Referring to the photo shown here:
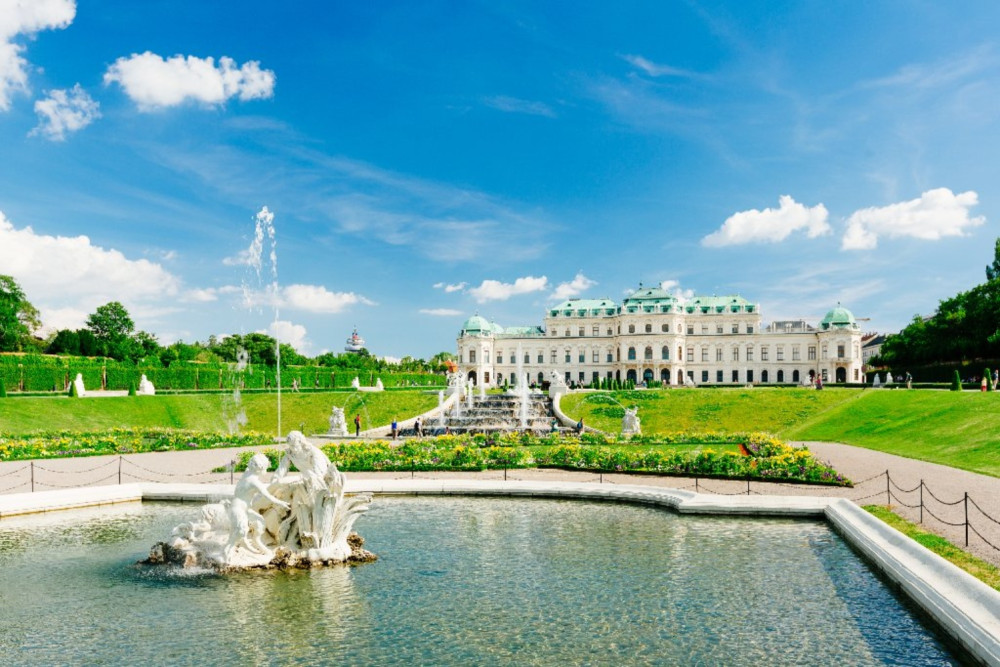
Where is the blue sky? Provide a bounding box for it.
[1,1,999,360]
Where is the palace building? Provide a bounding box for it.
[456,285,864,388]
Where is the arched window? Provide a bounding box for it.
[777,369,784,383]
[627,347,636,361]
[645,323,652,333]
[761,369,769,383]
[794,370,802,383]
[644,346,653,360]
[628,324,635,334]
[661,346,669,360]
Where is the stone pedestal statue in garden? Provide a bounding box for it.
[351,377,361,389]
[374,378,384,391]
[72,373,86,397]
[328,406,348,436]
[622,406,641,436]
[146,431,374,571]
[137,374,156,395]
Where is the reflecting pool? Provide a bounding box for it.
[0,497,965,665]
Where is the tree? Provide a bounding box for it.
[987,238,1000,281]
[86,302,135,359]
[0,275,40,352]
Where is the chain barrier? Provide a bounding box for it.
[32,459,118,475]
[921,483,965,506]
[888,477,921,494]
[0,478,30,493]
[969,524,1000,553]
[969,498,1000,528]
[921,504,967,528]
[0,464,32,478]
[34,472,120,489]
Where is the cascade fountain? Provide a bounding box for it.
[437,390,446,429]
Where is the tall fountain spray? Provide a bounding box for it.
[245,206,281,439]
[515,343,528,429]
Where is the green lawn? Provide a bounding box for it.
[0,390,439,436]
[784,390,1000,477]
[561,387,1000,478]
[560,387,859,434]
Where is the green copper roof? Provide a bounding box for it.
[622,286,677,304]
[684,295,756,314]
[461,315,502,335]
[549,298,619,317]
[820,305,859,330]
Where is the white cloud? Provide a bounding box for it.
[659,280,694,303]
[262,320,310,354]
[182,288,221,303]
[467,276,548,303]
[842,188,985,251]
[0,0,75,110]
[550,272,597,301]
[419,308,463,316]
[433,281,467,293]
[104,52,275,111]
[482,95,556,118]
[702,195,831,247]
[0,211,181,317]
[281,284,374,314]
[30,84,99,140]
[622,54,695,79]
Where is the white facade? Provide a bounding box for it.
[457,286,865,388]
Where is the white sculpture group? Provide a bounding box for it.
[147,431,374,571]
[621,406,641,436]
[328,406,349,436]
[137,374,156,395]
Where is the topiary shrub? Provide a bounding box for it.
[951,370,962,391]
[0,382,6,398]
[128,381,136,396]
[68,381,77,397]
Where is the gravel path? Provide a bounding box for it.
[1,439,998,565]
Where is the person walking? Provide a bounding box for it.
[391,418,398,440]
[414,418,422,438]
[354,414,361,436]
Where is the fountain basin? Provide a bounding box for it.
[0,481,996,664]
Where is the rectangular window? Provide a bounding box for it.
[686,348,694,362]
[808,346,816,361]
[607,328,613,336]
[732,370,739,383]
[550,350,557,364]
[776,347,784,361]
[701,348,709,362]
[606,353,613,362]
[822,369,829,382]
[470,351,476,363]
[837,345,845,359]
[703,370,710,383]
[579,372,585,382]
[716,325,723,334]
[592,325,599,336]
[565,372,571,383]
[687,371,694,382]
[732,348,739,362]
[701,325,708,334]
[746,326,754,334]
[497,354,503,364]
[592,371,599,382]
[687,325,694,335]
[537,353,543,363]
[822,346,828,360]
[761,347,769,361]
[579,327,585,337]
[578,353,585,363]
[792,347,800,361]
[716,348,723,362]
[593,351,599,363]
[747,370,754,383]
[746,347,753,362]
[565,352,571,363]
[716,370,723,383]
[732,324,739,334]
[524,353,529,363]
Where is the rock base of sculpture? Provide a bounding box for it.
[143,532,376,573]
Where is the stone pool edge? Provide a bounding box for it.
[0,479,997,665]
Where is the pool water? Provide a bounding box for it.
[0,497,965,665]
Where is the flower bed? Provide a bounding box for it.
[232,432,850,486]
[0,427,272,460]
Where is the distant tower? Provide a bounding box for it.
[345,327,366,353]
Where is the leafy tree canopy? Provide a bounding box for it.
[0,275,40,352]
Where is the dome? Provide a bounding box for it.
[820,305,858,330]
[461,314,500,335]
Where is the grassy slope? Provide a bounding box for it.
[784,390,1000,477]
[0,390,439,435]
[560,388,859,434]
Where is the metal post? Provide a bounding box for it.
[919,480,923,523]
[504,465,507,481]
[747,478,751,496]
[965,493,969,547]
[118,456,122,485]
[695,477,699,493]
[230,460,235,485]
[30,461,34,492]
[599,472,603,484]
[886,469,890,505]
